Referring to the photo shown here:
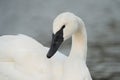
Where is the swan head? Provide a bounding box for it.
[47,12,80,58]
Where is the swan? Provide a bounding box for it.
[0,12,92,80]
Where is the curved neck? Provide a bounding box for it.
[69,22,87,62]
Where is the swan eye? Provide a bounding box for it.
[62,25,65,29]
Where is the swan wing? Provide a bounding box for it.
[0,34,66,80]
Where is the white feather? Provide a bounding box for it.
[0,12,92,80]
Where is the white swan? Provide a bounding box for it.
[0,12,92,80]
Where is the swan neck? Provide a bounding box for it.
[69,24,87,62]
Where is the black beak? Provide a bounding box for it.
[47,25,65,58]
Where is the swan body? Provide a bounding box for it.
[0,12,92,80]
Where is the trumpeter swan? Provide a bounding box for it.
[0,12,92,80]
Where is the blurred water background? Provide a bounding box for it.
[0,0,120,80]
